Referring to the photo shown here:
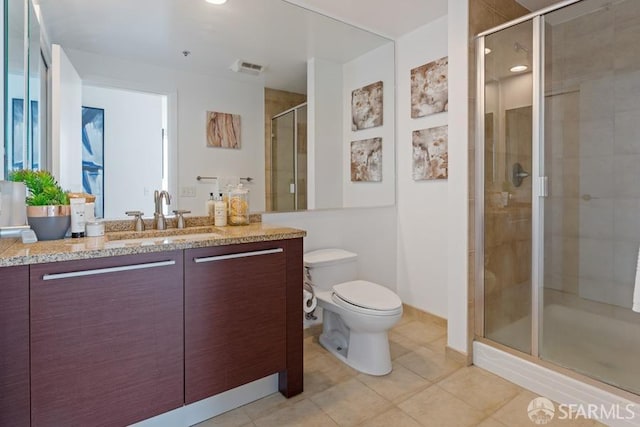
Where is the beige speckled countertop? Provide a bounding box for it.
[0,223,306,267]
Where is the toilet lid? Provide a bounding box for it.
[303,248,357,267]
[332,280,402,312]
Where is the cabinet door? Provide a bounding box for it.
[185,241,287,403]
[30,251,184,427]
[0,265,30,427]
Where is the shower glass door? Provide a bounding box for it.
[271,104,307,211]
[272,110,295,211]
[482,20,534,355]
[540,0,640,395]
[478,0,640,397]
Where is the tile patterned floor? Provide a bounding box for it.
[196,313,605,427]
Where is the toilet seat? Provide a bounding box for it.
[331,280,403,316]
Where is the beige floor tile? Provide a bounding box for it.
[393,320,447,346]
[359,407,422,427]
[476,417,508,427]
[395,312,416,327]
[310,378,391,426]
[389,331,421,360]
[357,363,431,402]
[304,336,325,360]
[304,351,359,385]
[396,345,463,382]
[253,399,338,427]
[397,385,487,427]
[492,390,605,427]
[424,335,448,353]
[242,392,290,421]
[295,365,341,401]
[437,366,521,414]
[294,347,361,402]
[193,407,252,427]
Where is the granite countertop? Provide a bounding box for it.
[0,223,306,267]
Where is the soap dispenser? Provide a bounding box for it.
[206,193,215,223]
[214,194,227,227]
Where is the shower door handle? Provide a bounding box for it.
[512,163,530,187]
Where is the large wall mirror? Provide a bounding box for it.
[4,0,395,218]
[3,0,45,178]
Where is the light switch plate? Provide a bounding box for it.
[180,186,196,197]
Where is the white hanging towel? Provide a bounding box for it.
[634,246,640,313]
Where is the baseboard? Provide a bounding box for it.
[304,323,322,338]
[473,342,640,427]
[402,303,447,327]
[445,345,471,366]
[131,374,279,427]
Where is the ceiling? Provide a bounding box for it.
[40,0,566,93]
[284,0,448,39]
[36,0,394,93]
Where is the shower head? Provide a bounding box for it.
[514,42,530,54]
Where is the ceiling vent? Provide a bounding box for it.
[230,59,266,75]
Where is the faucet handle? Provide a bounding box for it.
[172,210,191,229]
[125,211,145,232]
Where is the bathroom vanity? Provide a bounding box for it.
[0,223,305,427]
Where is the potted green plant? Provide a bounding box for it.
[9,169,71,240]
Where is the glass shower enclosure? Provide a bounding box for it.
[270,103,307,211]
[476,0,640,395]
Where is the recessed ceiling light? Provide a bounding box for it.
[484,48,492,55]
[205,0,227,4]
[510,65,528,73]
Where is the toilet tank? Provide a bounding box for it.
[304,249,358,291]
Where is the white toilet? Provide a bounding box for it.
[304,248,403,376]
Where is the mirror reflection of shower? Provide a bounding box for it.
[270,103,307,212]
[510,41,530,73]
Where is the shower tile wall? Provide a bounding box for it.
[264,88,306,211]
[469,0,530,349]
[544,1,640,310]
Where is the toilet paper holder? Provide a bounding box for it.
[303,280,317,320]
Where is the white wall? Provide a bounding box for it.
[264,206,397,291]
[342,42,395,208]
[307,58,343,210]
[395,17,449,318]
[64,48,265,216]
[447,0,470,354]
[51,44,82,192]
[82,85,164,218]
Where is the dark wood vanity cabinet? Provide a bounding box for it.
[29,251,184,427]
[185,238,303,403]
[2,236,302,425]
[0,265,30,427]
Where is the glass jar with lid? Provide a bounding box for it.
[227,184,249,225]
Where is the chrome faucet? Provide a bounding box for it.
[153,190,172,230]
